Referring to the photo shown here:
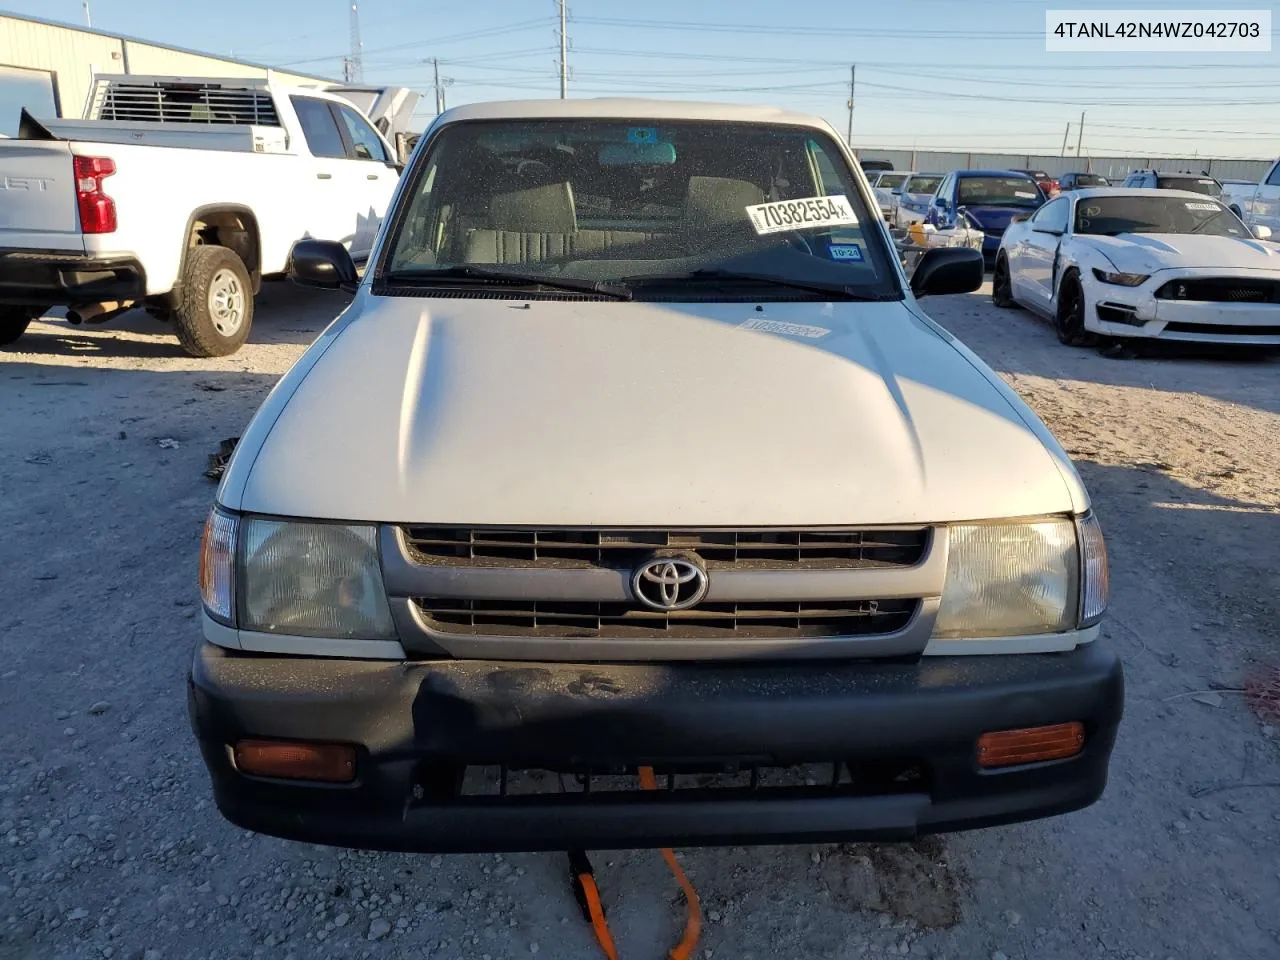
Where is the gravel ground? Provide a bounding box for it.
[3,282,1279,960]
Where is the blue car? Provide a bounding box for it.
[926,170,1046,265]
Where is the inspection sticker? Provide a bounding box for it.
[1185,201,1220,211]
[829,243,864,261]
[1014,190,1039,199]
[746,194,858,235]
[739,318,832,339]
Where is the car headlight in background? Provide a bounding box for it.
[198,510,396,639]
[933,515,1107,639]
[1092,268,1149,286]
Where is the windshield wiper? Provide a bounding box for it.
[383,265,632,300]
[622,268,895,301]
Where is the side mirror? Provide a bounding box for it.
[289,239,358,292]
[1253,224,1273,240]
[911,247,985,298]
[1010,214,1029,224]
[934,197,948,208]
[891,188,903,195]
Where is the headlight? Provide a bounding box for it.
[240,518,395,638]
[198,509,395,639]
[1092,267,1148,286]
[933,518,1079,639]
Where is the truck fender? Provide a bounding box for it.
[176,204,263,297]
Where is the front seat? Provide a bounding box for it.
[684,176,767,228]
[466,182,579,264]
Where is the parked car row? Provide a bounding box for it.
[862,154,1280,349]
[869,161,1274,277]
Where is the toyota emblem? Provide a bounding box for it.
[631,554,709,611]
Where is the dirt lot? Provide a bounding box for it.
[3,283,1279,960]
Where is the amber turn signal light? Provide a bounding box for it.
[233,740,356,783]
[977,722,1084,769]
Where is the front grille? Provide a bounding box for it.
[415,759,930,803]
[401,526,929,570]
[1163,321,1280,337]
[413,597,918,639]
[1155,278,1280,303]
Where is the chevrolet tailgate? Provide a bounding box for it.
[0,141,85,253]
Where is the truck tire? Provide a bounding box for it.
[0,306,35,347]
[173,245,254,357]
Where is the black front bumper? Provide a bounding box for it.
[0,248,146,305]
[188,641,1123,852]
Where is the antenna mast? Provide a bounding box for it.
[347,2,364,83]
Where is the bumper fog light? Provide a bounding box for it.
[977,722,1084,768]
[233,740,356,783]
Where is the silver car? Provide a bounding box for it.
[871,171,911,219]
[892,173,944,229]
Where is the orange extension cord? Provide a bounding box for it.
[571,765,702,960]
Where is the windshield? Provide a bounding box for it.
[903,175,942,195]
[877,173,909,189]
[1156,176,1221,196]
[1074,174,1109,187]
[1074,195,1248,237]
[957,176,1043,207]
[380,119,896,299]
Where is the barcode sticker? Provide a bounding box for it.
[746,195,858,235]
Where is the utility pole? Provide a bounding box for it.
[83,0,92,27]
[348,2,364,83]
[557,0,569,99]
[1075,110,1085,162]
[846,65,855,147]
[1060,122,1070,158]
[433,58,443,114]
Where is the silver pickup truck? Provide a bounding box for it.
[188,98,1121,854]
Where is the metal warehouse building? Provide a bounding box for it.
[0,12,332,135]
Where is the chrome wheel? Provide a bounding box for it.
[208,268,246,337]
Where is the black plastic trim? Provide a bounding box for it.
[189,638,1124,851]
[0,249,145,305]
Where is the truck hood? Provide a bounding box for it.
[235,297,1077,526]
[1080,233,1280,272]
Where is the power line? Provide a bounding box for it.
[855,79,1280,107]
[275,17,557,67]
[573,16,1044,39]
[573,15,1280,40]
[571,46,1280,71]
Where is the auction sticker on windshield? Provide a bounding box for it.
[1185,201,1219,211]
[746,195,858,235]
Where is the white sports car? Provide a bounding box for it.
[993,187,1280,346]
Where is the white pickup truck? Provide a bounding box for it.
[0,74,418,356]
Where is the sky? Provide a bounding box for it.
[8,0,1280,159]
